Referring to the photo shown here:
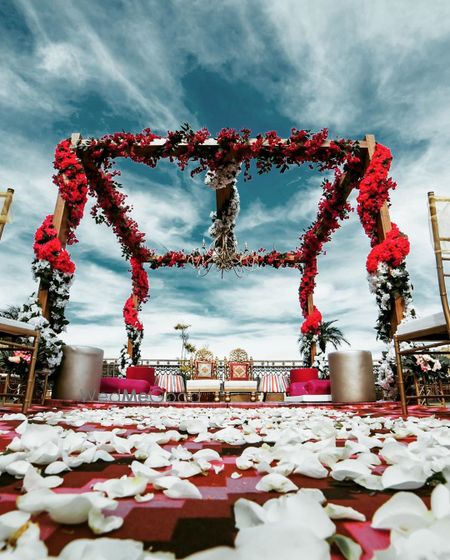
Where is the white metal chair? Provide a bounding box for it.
[394,192,450,415]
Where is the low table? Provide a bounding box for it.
[185,379,221,402]
[223,380,259,402]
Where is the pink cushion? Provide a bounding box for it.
[100,378,150,393]
[289,368,319,383]
[126,366,156,385]
[305,380,331,395]
[286,381,309,396]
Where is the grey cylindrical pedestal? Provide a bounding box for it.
[328,350,376,403]
[53,345,104,401]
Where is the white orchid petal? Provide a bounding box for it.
[22,465,63,492]
[331,459,371,481]
[234,498,267,529]
[58,537,145,560]
[0,510,30,540]
[171,461,202,479]
[164,480,202,499]
[93,476,148,499]
[431,484,450,519]
[135,493,154,502]
[6,460,33,477]
[255,473,298,493]
[88,508,123,534]
[325,503,366,521]
[372,491,431,531]
[44,461,70,475]
[381,464,428,490]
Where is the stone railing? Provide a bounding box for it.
[102,358,305,380]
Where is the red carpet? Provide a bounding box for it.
[0,401,448,558]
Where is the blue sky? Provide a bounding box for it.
[1,0,449,360]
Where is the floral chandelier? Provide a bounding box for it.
[26,125,413,377]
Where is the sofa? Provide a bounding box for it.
[286,368,331,399]
[100,366,165,399]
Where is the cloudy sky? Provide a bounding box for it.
[0,0,449,361]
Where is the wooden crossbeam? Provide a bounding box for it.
[78,137,371,155]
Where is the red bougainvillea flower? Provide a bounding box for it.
[33,215,75,274]
[123,295,143,331]
[301,307,322,335]
[366,224,410,274]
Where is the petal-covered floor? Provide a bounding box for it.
[0,401,449,559]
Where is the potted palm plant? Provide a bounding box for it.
[298,319,349,378]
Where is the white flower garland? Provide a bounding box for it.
[31,260,73,334]
[367,261,414,343]
[206,162,241,264]
[17,294,64,372]
[312,351,329,379]
[118,326,143,376]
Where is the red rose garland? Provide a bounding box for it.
[301,307,322,335]
[34,215,76,274]
[357,144,397,246]
[366,224,410,275]
[123,296,143,331]
[53,139,89,244]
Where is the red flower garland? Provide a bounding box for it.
[33,215,75,274]
[123,296,143,331]
[53,140,89,244]
[357,144,397,246]
[366,224,410,274]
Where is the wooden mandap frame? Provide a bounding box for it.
[37,132,406,362]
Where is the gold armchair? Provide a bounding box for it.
[186,347,221,402]
[394,192,450,415]
[223,348,258,402]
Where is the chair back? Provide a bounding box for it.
[226,348,253,380]
[429,192,450,336]
[192,347,217,379]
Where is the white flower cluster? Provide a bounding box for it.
[118,326,143,376]
[118,346,133,377]
[368,263,412,311]
[31,260,74,334]
[375,340,398,400]
[312,351,329,379]
[205,161,241,191]
[17,294,63,372]
[206,162,241,256]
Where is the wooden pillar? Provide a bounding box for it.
[37,193,70,319]
[0,188,14,242]
[364,134,405,336]
[307,293,317,364]
[38,133,81,319]
[127,294,139,359]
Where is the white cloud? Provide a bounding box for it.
[1,0,450,364]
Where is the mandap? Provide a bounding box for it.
[26,126,413,403]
